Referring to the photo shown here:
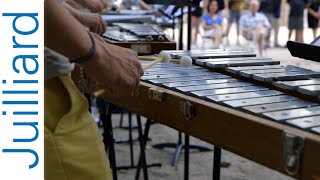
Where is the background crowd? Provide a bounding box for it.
[191,0,320,56]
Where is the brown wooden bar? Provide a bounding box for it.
[72,67,320,180]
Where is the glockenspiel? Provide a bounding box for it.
[72,49,320,180]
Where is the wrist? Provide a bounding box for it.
[71,31,96,65]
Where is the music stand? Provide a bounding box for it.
[287,36,320,62]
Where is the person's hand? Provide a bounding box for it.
[77,0,107,13]
[81,34,144,97]
[78,12,107,34]
[212,24,220,29]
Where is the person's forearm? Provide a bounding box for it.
[64,3,82,20]
[201,21,211,30]
[224,0,228,9]
[45,0,92,61]
[139,0,151,10]
[308,8,319,18]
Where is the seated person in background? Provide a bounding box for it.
[239,0,270,56]
[201,0,224,48]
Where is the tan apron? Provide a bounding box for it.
[44,75,112,180]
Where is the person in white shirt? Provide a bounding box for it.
[239,0,270,56]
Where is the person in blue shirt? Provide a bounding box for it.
[201,0,224,48]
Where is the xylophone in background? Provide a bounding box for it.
[102,23,176,55]
[72,49,320,180]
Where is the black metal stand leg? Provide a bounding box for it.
[213,147,222,180]
[153,131,211,166]
[128,112,135,166]
[119,113,124,127]
[135,115,149,180]
[101,103,118,180]
[135,119,161,180]
[113,110,138,130]
[184,135,190,180]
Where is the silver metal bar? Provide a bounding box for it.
[144,69,210,75]
[274,79,320,90]
[176,82,252,92]
[191,86,268,97]
[223,95,298,108]
[243,100,317,114]
[207,90,283,102]
[195,57,270,66]
[239,66,311,78]
[298,85,320,96]
[287,116,320,129]
[225,65,284,74]
[162,79,237,88]
[312,127,320,134]
[253,71,320,82]
[148,74,230,84]
[141,72,214,80]
[263,106,320,121]
[206,59,280,69]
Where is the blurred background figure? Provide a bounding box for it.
[226,0,246,45]
[191,1,204,45]
[201,0,224,48]
[307,0,320,39]
[287,0,310,42]
[239,0,270,56]
[259,0,282,48]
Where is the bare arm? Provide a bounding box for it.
[64,3,107,34]
[45,0,143,96]
[45,0,92,61]
[139,0,152,10]
[224,0,228,9]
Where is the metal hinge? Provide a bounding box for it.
[180,101,195,120]
[283,132,304,176]
[148,88,164,102]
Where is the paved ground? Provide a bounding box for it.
[94,25,320,180]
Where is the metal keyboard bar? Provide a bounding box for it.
[263,106,320,121]
[148,74,230,84]
[162,79,237,88]
[225,65,284,74]
[223,95,298,108]
[195,57,270,66]
[298,85,320,96]
[286,116,320,128]
[176,82,252,92]
[206,59,280,69]
[312,126,320,134]
[206,90,283,102]
[253,71,320,82]
[274,79,320,90]
[239,66,311,78]
[141,72,214,80]
[190,86,268,97]
[243,100,317,114]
